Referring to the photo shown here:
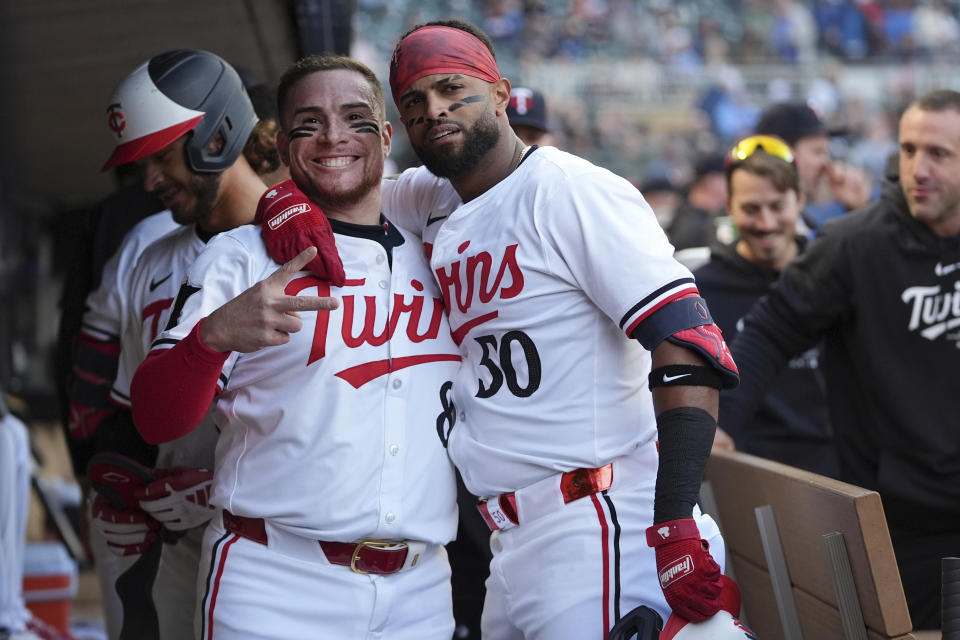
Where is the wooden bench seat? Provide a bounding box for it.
[701,450,941,640]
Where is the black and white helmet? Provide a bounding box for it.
[102,49,257,172]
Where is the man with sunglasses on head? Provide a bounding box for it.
[693,135,834,477]
[722,90,960,630]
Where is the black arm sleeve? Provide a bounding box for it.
[654,406,716,523]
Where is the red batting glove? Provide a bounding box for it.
[646,518,723,622]
[90,495,160,556]
[256,180,345,286]
[135,467,215,531]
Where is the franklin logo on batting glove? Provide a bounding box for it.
[267,203,311,230]
[660,554,694,588]
[255,179,345,286]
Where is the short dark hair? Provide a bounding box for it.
[394,19,497,61]
[913,89,960,114]
[726,150,801,196]
[277,55,385,126]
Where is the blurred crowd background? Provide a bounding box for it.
[1,0,959,415]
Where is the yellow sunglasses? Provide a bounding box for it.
[724,135,795,169]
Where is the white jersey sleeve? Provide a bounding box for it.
[80,211,178,342]
[110,226,207,408]
[149,231,261,390]
[381,167,461,242]
[533,158,697,336]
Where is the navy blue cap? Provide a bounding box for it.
[507,87,549,132]
[756,101,845,146]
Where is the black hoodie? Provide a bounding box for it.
[721,160,960,533]
[695,238,836,476]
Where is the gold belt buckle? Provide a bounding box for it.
[349,540,399,574]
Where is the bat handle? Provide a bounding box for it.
[943,557,960,639]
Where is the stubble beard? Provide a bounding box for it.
[298,160,384,212]
[414,110,500,180]
[171,171,222,227]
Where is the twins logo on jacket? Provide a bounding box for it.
[902,261,960,344]
[150,224,460,543]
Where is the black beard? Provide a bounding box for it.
[171,171,221,226]
[414,110,500,180]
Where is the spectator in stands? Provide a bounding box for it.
[639,176,682,230]
[720,89,960,630]
[756,100,872,231]
[813,0,869,59]
[506,87,555,147]
[694,135,835,476]
[667,152,728,250]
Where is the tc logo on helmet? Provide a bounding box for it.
[107,103,126,137]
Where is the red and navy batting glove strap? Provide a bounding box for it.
[646,518,723,622]
[666,323,739,388]
[256,180,345,286]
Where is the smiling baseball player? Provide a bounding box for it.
[129,55,462,640]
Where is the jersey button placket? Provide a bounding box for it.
[378,264,404,537]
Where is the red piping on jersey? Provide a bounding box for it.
[206,534,241,640]
[624,286,699,338]
[335,353,462,388]
[590,493,612,638]
[131,319,228,444]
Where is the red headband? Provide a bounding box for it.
[389,26,501,106]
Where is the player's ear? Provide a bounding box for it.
[492,77,512,117]
[277,130,291,167]
[381,121,393,159]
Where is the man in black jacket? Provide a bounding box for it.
[721,90,960,629]
[695,135,835,476]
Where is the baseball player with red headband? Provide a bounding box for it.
[255,19,741,640]
[83,49,278,640]
[129,55,462,639]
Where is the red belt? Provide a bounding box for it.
[222,510,413,575]
[477,464,614,531]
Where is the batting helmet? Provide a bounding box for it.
[102,49,257,173]
[660,576,757,639]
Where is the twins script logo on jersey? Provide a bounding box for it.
[901,277,960,341]
[268,203,311,230]
[286,274,459,387]
[434,240,525,344]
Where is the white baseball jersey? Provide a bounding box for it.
[150,223,461,545]
[383,147,697,498]
[79,210,178,344]
[111,224,217,470]
[0,409,30,633]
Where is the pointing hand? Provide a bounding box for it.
[199,247,340,353]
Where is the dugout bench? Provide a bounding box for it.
[699,450,943,640]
